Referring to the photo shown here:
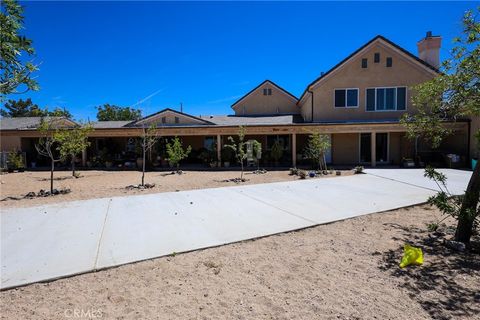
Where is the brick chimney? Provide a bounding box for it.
[417,31,441,69]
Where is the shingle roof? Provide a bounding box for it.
[91,121,132,129]
[0,117,77,130]
[198,114,302,126]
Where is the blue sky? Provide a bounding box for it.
[8,1,476,120]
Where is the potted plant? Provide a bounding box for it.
[7,149,24,172]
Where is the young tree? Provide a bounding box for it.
[225,126,248,180]
[54,123,93,177]
[139,123,160,186]
[270,139,284,166]
[252,140,262,171]
[166,136,191,170]
[96,104,142,121]
[0,0,39,98]
[401,8,480,245]
[303,133,331,171]
[35,118,62,193]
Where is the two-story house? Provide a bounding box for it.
[0,33,473,169]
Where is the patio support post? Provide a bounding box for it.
[82,149,87,167]
[371,132,376,167]
[217,134,221,167]
[292,133,297,167]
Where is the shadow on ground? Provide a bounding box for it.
[378,223,480,320]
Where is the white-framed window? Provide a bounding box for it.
[263,88,272,96]
[334,88,359,108]
[365,87,407,111]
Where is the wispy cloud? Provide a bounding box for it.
[206,94,242,104]
[131,88,165,107]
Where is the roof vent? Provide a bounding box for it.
[320,71,325,76]
[209,115,213,118]
[426,31,432,38]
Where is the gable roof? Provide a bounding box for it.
[231,80,298,109]
[130,108,215,126]
[297,35,441,104]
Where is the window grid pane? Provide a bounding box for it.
[376,89,385,110]
[366,89,375,111]
[346,89,358,107]
[335,89,346,107]
[397,87,406,110]
[385,88,396,110]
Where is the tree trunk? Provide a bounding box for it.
[240,161,244,181]
[50,158,54,194]
[455,161,480,244]
[71,155,76,177]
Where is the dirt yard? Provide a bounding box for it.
[0,205,478,320]
[0,169,353,208]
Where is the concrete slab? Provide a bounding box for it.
[1,169,472,289]
[96,187,314,269]
[364,168,472,195]
[236,174,436,224]
[1,199,111,289]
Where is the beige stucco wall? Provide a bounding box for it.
[0,135,22,152]
[332,133,359,164]
[142,111,206,126]
[299,40,436,122]
[233,82,299,116]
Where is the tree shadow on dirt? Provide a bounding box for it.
[378,223,480,320]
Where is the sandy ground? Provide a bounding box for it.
[0,169,353,209]
[0,205,478,320]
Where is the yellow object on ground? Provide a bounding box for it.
[399,244,423,268]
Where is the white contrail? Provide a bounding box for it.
[131,88,165,107]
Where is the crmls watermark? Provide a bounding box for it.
[64,308,103,318]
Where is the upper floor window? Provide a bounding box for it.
[366,87,406,111]
[361,58,368,68]
[374,53,380,63]
[161,116,166,124]
[263,88,272,96]
[386,57,393,67]
[174,116,179,124]
[335,88,359,108]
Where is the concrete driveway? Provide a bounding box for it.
[0,169,472,289]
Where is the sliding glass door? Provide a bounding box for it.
[359,133,389,163]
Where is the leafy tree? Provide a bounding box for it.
[252,140,262,171]
[225,126,248,180]
[35,118,62,193]
[401,8,480,245]
[166,136,191,170]
[47,106,72,118]
[1,98,42,117]
[303,133,331,171]
[54,123,93,177]
[0,99,73,118]
[0,0,39,98]
[139,124,160,186]
[96,104,141,121]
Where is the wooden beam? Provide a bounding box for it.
[371,132,376,167]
